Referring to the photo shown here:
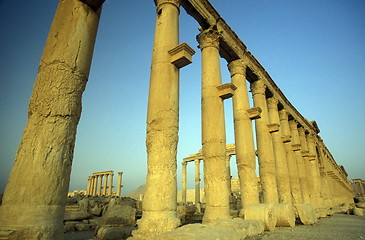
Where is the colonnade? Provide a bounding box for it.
[352,179,365,197]
[86,171,123,197]
[0,0,356,239]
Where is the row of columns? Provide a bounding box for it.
[352,179,365,197]
[86,171,123,197]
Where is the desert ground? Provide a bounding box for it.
[64,213,365,240]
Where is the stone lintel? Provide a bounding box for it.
[79,0,105,11]
[268,123,280,133]
[169,42,196,69]
[217,83,237,100]
[247,107,262,120]
[291,143,301,151]
[281,135,291,143]
[308,154,316,161]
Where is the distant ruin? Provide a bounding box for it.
[0,0,360,239]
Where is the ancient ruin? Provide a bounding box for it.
[0,0,362,239]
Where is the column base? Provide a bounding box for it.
[0,204,64,240]
[129,210,180,240]
[202,206,231,223]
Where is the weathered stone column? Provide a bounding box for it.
[92,175,97,196]
[103,174,108,195]
[197,28,231,222]
[267,98,291,204]
[182,161,187,206]
[132,0,193,238]
[306,132,323,207]
[227,59,259,211]
[116,172,123,197]
[289,120,306,202]
[250,79,278,204]
[0,0,103,238]
[97,175,103,196]
[278,109,302,204]
[86,177,91,195]
[108,172,113,196]
[297,127,311,204]
[194,159,201,213]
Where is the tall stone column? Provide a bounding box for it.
[108,172,114,196]
[267,98,291,203]
[197,28,231,222]
[116,172,123,197]
[250,79,278,204]
[289,120,306,202]
[297,127,311,204]
[103,174,108,195]
[194,159,201,213]
[182,161,187,206]
[227,59,259,210]
[132,0,185,238]
[306,132,323,207]
[278,109,302,204]
[92,175,97,196]
[86,177,91,195]
[0,0,103,238]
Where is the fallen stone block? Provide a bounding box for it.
[294,204,317,225]
[64,221,77,233]
[64,211,92,221]
[75,223,92,231]
[96,226,136,240]
[356,202,365,208]
[103,204,136,226]
[353,207,364,216]
[273,203,296,227]
[243,203,277,231]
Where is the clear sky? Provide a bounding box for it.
[0,0,364,195]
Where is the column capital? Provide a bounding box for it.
[278,109,288,121]
[182,161,187,166]
[227,58,248,77]
[289,119,298,129]
[250,79,266,96]
[197,28,221,50]
[155,0,180,11]
[266,97,279,110]
[194,158,200,164]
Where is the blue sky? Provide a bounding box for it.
[0,0,364,195]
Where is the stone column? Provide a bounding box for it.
[289,120,306,202]
[278,109,302,204]
[103,174,108,195]
[108,172,114,196]
[250,79,278,204]
[86,177,91,195]
[194,159,201,213]
[197,28,231,222]
[226,154,232,195]
[227,59,259,210]
[0,0,103,238]
[306,132,323,207]
[92,175,97,196]
[267,98,291,204]
[132,1,183,238]
[116,172,123,197]
[297,127,311,204]
[182,162,187,206]
[97,175,103,196]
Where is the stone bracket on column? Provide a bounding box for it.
[292,143,301,151]
[168,42,196,69]
[301,150,309,157]
[80,0,105,11]
[281,135,291,143]
[216,83,237,100]
[247,107,262,120]
[268,123,280,133]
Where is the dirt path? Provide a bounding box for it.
[247,214,365,240]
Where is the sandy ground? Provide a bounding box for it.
[64,213,365,240]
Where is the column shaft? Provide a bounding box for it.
[267,98,291,203]
[116,172,123,197]
[297,127,311,204]
[108,173,114,196]
[0,0,102,238]
[182,162,187,206]
[194,159,201,212]
[250,79,278,203]
[279,109,302,204]
[133,1,181,237]
[103,174,108,195]
[198,28,231,222]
